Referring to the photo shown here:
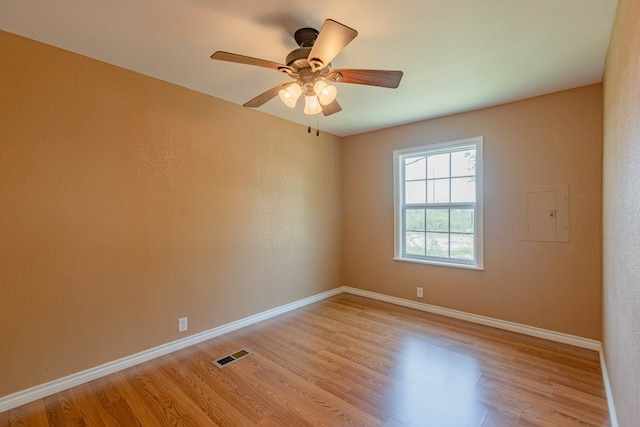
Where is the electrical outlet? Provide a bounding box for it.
[417,287,424,298]
[178,317,188,333]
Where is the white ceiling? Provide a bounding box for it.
[1,0,617,137]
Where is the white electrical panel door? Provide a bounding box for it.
[517,184,569,242]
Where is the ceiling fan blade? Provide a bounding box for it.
[211,51,285,71]
[330,69,404,88]
[308,19,357,70]
[321,99,342,116]
[243,83,289,108]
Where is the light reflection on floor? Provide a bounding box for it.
[388,335,487,426]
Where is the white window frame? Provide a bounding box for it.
[393,136,484,270]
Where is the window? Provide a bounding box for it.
[394,137,483,269]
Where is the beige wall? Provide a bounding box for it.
[603,0,640,425]
[0,31,342,397]
[341,85,603,339]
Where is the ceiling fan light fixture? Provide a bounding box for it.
[303,94,323,115]
[313,80,337,105]
[278,83,302,108]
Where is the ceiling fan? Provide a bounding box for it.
[210,19,403,117]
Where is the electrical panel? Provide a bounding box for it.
[517,184,569,242]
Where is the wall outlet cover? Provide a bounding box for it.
[178,317,188,332]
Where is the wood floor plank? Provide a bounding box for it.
[0,293,611,426]
[6,399,49,427]
[70,380,140,427]
[126,360,219,426]
[158,352,257,426]
[108,369,178,425]
[43,392,87,426]
[187,344,304,424]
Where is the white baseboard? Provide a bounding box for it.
[0,287,343,413]
[0,285,612,421]
[341,286,602,351]
[599,350,619,427]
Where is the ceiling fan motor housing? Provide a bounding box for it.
[286,47,313,70]
[294,27,319,47]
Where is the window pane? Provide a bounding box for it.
[405,181,426,204]
[451,234,474,260]
[406,232,426,255]
[427,153,450,178]
[426,209,449,232]
[427,178,450,203]
[405,156,426,180]
[451,177,475,203]
[406,209,426,231]
[451,209,474,233]
[451,149,476,177]
[426,232,449,257]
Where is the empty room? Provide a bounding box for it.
[1,0,638,426]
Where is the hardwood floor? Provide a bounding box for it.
[1,294,611,426]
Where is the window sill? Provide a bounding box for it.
[393,257,485,271]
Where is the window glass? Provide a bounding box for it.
[427,179,450,203]
[405,181,426,204]
[427,153,450,178]
[405,156,426,180]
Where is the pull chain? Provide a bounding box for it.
[306,113,320,136]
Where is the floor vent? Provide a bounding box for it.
[212,348,253,368]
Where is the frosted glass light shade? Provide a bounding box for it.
[278,83,302,108]
[303,95,322,115]
[313,80,337,105]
